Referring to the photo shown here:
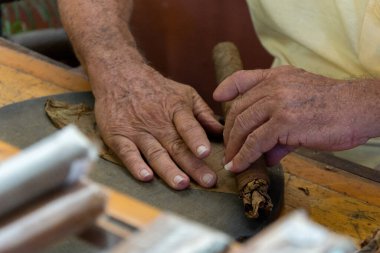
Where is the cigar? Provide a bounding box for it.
[213,42,273,218]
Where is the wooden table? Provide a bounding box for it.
[0,39,379,246]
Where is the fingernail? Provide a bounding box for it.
[139,169,151,179]
[197,145,208,156]
[224,161,233,171]
[202,173,215,185]
[173,175,186,185]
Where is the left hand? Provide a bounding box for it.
[213,65,379,173]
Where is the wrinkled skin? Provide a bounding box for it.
[58,0,224,190]
[213,66,380,173]
[93,64,223,190]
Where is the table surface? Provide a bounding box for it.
[0,39,379,245]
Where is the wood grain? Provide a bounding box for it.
[0,46,90,107]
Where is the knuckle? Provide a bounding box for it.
[277,110,296,124]
[229,100,241,117]
[167,138,188,158]
[188,86,198,95]
[172,101,188,112]
[115,143,135,156]
[146,146,168,162]
[235,113,251,131]
[232,70,247,81]
[247,105,265,121]
[271,71,285,83]
[177,121,199,135]
[291,66,306,74]
[103,134,124,148]
[276,65,294,72]
[195,106,213,118]
[244,133,262,154]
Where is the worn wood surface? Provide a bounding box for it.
[0,43,89,107]
[0,43,379,246]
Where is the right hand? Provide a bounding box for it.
[213,66,380,172]
[91,63,223,190]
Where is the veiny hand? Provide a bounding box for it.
[93,64,223,190]
[213,65,380,173]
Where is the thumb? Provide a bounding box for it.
[213,69,269,102]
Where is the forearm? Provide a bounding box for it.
[58,0,145,94]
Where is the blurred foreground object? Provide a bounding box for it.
[0,125,106,253]
[0,126,366,253]
[237,211,356,253]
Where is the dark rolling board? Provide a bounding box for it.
[0,92,284,240]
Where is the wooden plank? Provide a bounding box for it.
[0,141,18,160]
[296,148,380,183]
[282,153,380,208]
[0,65,70,107]
[0,46,90,92]
[104,188,161,228]
[0,38,71,70]
[281,172,380,244]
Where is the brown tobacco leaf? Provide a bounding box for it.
[236,159,273,219]
[241,179,272,219]
[44,99,238,194]
[45,99,122,166]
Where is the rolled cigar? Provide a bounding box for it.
[213,42,273,218]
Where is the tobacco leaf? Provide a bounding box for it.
[44,99,238,194]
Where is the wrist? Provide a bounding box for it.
[86,52,157,98]
[85,42,145,72]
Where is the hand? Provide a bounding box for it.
[213,65,380,173]
[93,64,223,190]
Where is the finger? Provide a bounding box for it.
[213,69,269,102]
[160,132,217,188]
[224,99,272,162]
[105,135,154,182]
[224,121,278,173]
[136,135,190,190]
[265,144,295,166]
[173,108,211,159]
[192,93,224,135]
[223,95,269,148]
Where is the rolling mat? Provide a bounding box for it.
[0,92,284,239]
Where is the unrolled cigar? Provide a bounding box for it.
[213,42,273,218]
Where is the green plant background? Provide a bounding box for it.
[1,0,60,36]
